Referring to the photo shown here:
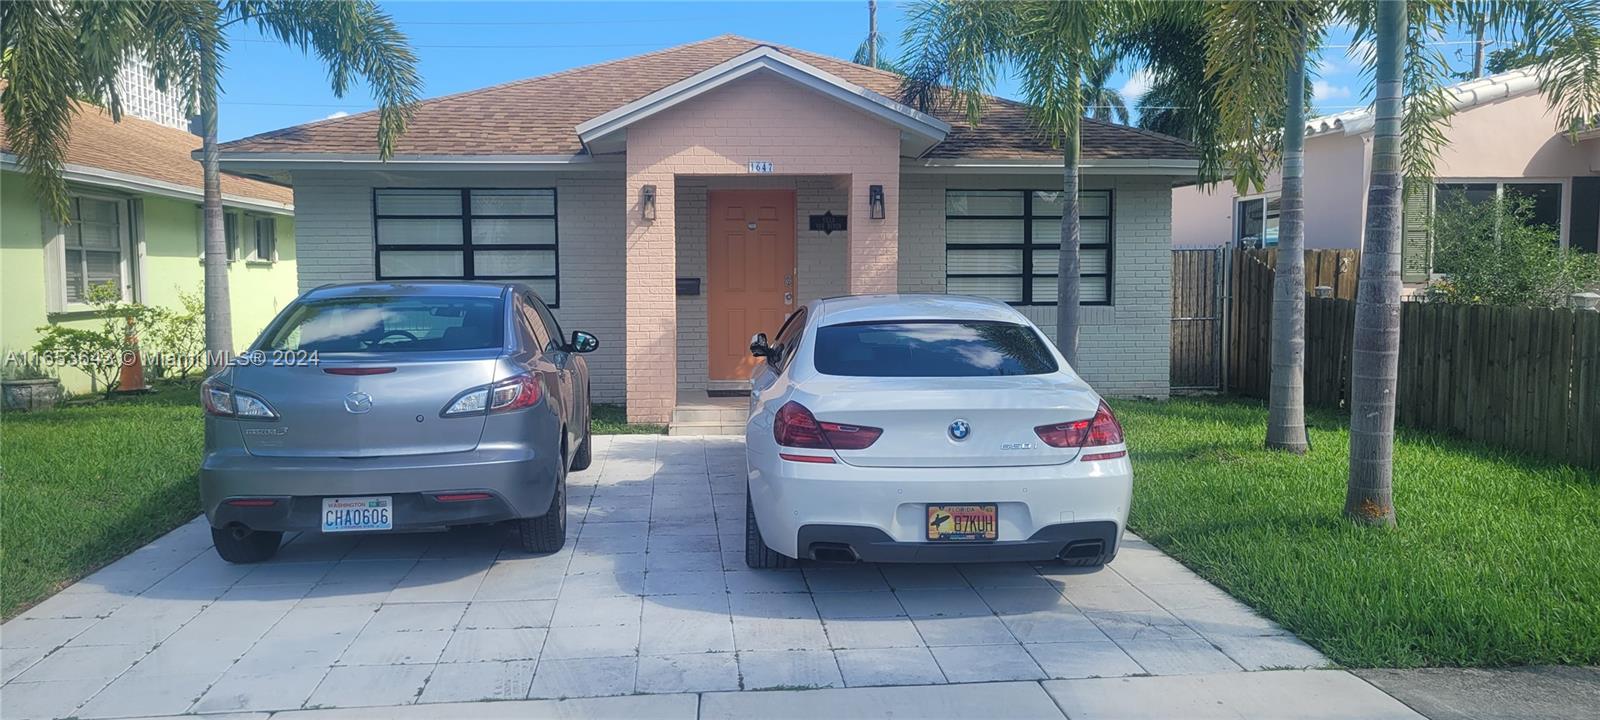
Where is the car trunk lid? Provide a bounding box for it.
[231,351,501,458]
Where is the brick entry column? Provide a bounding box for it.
[624,170,676,424]
[847,173,899,294]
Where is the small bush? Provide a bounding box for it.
[1423,194,1600,308]
[32,282,161,395]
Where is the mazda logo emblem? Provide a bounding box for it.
[344,392,373,414]
[949,419,970,441]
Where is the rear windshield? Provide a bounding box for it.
[813,321,1058,377]
[261,296,504,353]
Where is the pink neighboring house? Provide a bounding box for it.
[1173,69,1600,281]
[214,36,1201,421]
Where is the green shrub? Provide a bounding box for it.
[1423,194,1600,308]
[31,282,161,395]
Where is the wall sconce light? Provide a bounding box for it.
[869,184,885,220]
[640,184,657,221]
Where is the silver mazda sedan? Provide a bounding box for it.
[199,281,596,563]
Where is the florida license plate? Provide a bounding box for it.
[926,504,998,541]
[322,496,393,533]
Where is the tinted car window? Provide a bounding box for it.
[770,308,807,371]
[262,296,504,353]
[813,320,1058,377]
[517,294,553,351]
[531,295,565,350]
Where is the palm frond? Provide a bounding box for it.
[226,0,420,159]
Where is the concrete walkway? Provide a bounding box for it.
[3,435,1419,719]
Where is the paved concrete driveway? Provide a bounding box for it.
[1,435,1417,719]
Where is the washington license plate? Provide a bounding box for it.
[926,504,998,542]
[321,496,393,533]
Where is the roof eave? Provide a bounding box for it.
[906,157,1201,177]
[1,153,292,214]
[575,47,950,157]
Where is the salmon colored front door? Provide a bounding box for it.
[707,190,796,382]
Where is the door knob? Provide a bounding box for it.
[784,292,793,305]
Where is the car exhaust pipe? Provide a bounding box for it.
[809,543,860,563]
[1059,540,1104,561]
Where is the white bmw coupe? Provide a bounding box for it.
[743,294,1132,569]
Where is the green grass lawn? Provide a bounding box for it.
[593,403,666,434]
[1114,396,1600,669]
[2,384,206,618]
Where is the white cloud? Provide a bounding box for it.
[324,110,350,120]
[1119,68,1154,101]
[1312,80,1353,101]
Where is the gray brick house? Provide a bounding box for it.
[215,36,1197,422]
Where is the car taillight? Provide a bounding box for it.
[443,374,543,417]
[201,377,278,420]
[1034,401,1124,450]
[773,401,882,455]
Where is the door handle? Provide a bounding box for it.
[784,292,793,305]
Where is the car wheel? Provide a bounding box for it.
[569,403,593,472]
[745,485,796,569]
[211,525,282,563]
[518,450,568,553]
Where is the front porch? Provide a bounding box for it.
[667,391,747,436]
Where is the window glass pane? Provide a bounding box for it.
[948,248,1023,275]
[1033,190,1109,217]
[255,218,275,259]
[471,189,554,216]
[75,197,119,225]
[76,221,120,248]
[947,191,1023,216]
[1032,248,1108,275]
[1031,218,1109,246]
[379,250,464,277]
[1236,198,1264,245]
[85,250,121,290]
[947,275,1023,302]
[948,218,1024,244]
[1031,275,1108,304]
[376,189,462,216]
[1435,183,1495,206]
[473,249,556,276]
[1504,183,1562,229]
[65,249,84,303]
[527,278,558,302]
[471,218,556,245]
[378,218,463,245]
[262,296,503,353]
[813,321,1057,377]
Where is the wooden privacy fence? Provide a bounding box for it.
[1224,251,1600,469]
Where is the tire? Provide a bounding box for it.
[745,486,797,569]
[569,403,593,472]
[518,450,567,554]
[211,525,283,563]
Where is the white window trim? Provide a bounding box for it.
[1433,177,1571,249]
[44,191,138,314]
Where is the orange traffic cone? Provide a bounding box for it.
[116,316,148,394]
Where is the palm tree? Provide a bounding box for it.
[1345,0,1406,527]
[852,0,901,73]
[901,0,1131,365]
[1082,51,1130,124]
[2,0,420,368]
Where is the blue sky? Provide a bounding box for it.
[216,1,1485,143]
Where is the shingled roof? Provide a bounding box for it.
[0,93,293,207]
[217,35,1195,163]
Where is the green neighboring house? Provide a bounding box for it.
[2,100,298,393]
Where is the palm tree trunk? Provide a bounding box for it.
[1266,31,1310,454]
[1056,113,1082,366]
[200,37,233,371]
[1346,0,1404,527]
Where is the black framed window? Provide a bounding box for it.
[374,188,560,305]
[945,189,1113,306]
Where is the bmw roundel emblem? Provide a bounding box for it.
[949,419,971,441]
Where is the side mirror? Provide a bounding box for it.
[568,330,599,354]
[749,332,772,359]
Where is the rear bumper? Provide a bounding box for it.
[748,449,1132,560]
[798,521,1120,563]
[200,444,558,532]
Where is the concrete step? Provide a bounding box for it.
[667,422,746,436]
[671,406,747,425]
